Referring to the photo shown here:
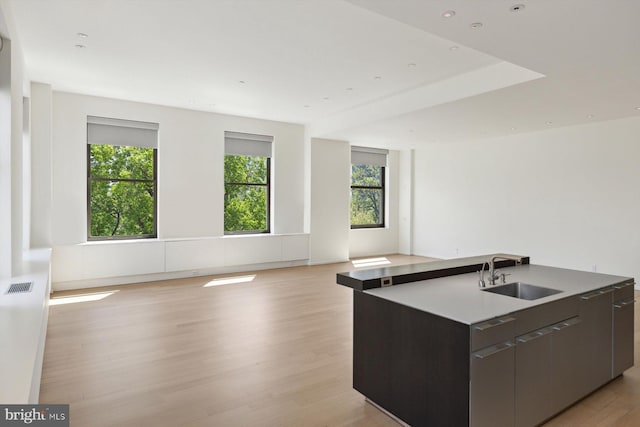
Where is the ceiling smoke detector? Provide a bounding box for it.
[510,4,526,13]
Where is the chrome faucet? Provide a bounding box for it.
[488,255,523,286]
[478,262,489,288]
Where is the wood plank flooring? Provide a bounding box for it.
[40,256,640,426]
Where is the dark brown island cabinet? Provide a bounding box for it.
[337,255,635,427]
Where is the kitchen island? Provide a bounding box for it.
[337,255,635,427]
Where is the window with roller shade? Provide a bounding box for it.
[350,146,387,228]
[224,131,272,234]
[87,116,158,240]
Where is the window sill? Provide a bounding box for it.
[82,238,159,246]
[81,233,309,245]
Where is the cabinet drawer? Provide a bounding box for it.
[471,315,516,351]
[515,296,579,336]
[613,298,635,377]
[470,341,515,427]
[613,281,635,302]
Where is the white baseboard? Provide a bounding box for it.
[306,258,350,266]
[53,259,309,291]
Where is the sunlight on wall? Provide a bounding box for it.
[352,257,390,268]
[204,274,256,287]
[50,290,119,306]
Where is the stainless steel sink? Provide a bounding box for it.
[482,282,562,300]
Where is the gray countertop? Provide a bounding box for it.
[365,264,634,325]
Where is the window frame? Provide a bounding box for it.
[350,163,386,229]
[86,144,158,241]
[223,155,271,235]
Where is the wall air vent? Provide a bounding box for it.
[6,281,33,294]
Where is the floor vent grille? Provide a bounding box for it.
[6,281,33,294]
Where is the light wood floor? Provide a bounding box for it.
[40,256,640,426]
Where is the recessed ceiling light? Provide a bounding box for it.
[76,32,88,38]
[546,121,553,125]
[442,10,456,18]
[470,22,483,29]
[323,97,329,100]
[449,46,459,51]
[346,87,353,91]
[511,127,517,131]
[510,4,526,13]
[587,114,595,119]
[75,44,86,49]
[408,63,417,67]
[373,76,382,80]
[635,106,640,110]
[239,80,246,84]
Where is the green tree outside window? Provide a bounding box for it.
[88,144,156,239]
[351,164,385,228]
[224,154,270,233]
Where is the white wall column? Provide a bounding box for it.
[29,82,52,248]
[398,148,414,255]
[0,36,12,277]
[309,138,350,264]
[10,33,24,273]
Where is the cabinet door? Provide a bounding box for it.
[613,298,635,377]
[579,288,613,393]
[515,328,553,427]
[470,341,515,427]
[550,317,583,414]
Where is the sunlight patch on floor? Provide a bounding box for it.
[50,290,119,306]
[352,257,390,268]
[204,274,256,287]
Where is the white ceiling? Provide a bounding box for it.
[5,0,640,149]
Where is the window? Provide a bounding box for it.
[224,131,272,234]
[87,116,158,240]
[350,146,387,228]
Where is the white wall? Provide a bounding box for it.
[0,35,12,278]
[0,3,51,404]
[29,82,52,248]
[10,32,25,274]
[51,92,306,243]
[0,0,30,278]
[22,95,30,251]
[349,149,400,258]
[309,138,350,264]
[412,116,640,281]
[397,149,413,255]
[48,92,308,286]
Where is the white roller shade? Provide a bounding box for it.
[87,116,159,148]
[225,131,273,157]
[351,146,388,166]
